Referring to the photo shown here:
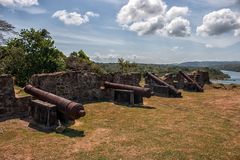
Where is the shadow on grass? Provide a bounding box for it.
[28,123,85,138]
[133,105,156,109]
[61,128,85,138]
[113,102,156,109]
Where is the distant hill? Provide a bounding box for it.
[178,61,240,72]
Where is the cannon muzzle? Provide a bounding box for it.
[24,85,85,120]
[104,81,152,98]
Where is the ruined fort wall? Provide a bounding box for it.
[0,75,30,119]
[30,71,142,103]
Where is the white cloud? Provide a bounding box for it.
[91,52,142,63]
[94,0,127,5]
[205,44,213,48]
[165,17,191,37]
[52,10,99,26]
[117,0,191,37]
[0,0,38,7]
[235,29,240,36]
[197,9,240,36]
[18,6,46,14]
[166,6,189,20]
[52,30,125,46]
[171,46,183,52]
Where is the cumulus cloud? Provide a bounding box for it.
[197,9,240,36]
[52,10,99,26]
[166,6,189,20]
[117,0,191,37]
[0,0,38,7]
[165,17,191,37]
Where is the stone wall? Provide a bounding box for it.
[0,74,30,119]
[30,71,142,103]
[0,74,15,116]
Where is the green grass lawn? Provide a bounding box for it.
[0,86,240,160]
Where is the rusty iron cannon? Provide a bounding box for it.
[104,81,152,98]
[146,72,182,97]
[24,85,85,120]
[178,71,204,92]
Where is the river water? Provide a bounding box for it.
[211,70,240,84]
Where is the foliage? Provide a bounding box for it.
[99,63,229,80]
[118,58,137,73]
[66,50,105,74]
[1,28,66,86]
[0,19,16,44]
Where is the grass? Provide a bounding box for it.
[0,85,240,160]
[14,85,29,97]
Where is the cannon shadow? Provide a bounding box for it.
[113,103,156,109]
[60,128,85,138]
[134,105,156,109]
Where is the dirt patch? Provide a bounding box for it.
[71,128,112,152]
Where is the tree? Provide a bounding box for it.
[118,58,137,73]
[3,28,66,86]
[66,50,92,70]
[118,58,125,72]
[0,19,16,45]
[70,50,90,61]
[66,50,105,74]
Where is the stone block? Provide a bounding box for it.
[113,89,143,106]
[29,99,58,131]
[151,85,170,97]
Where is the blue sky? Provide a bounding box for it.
[0,0,240,64]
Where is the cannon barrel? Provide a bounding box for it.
[24,85,85,120]
[104,81,152,98]
[146,72,181,97]
[178,71,203,92]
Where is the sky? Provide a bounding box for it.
[0,0,240,64]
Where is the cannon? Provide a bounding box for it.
[24,85,85,120]
[178,71,204,92]
[104,81,152,98]
[104,81,152,105]
[145,72,182,97]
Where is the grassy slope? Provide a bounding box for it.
[0,86,240,160]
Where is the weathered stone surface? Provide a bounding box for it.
[29,99,58,131]
[151,85,170,97]
[0,74,31,119]
[30,71,141,103]
[113,89,143,106]
[0,75,16,118]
